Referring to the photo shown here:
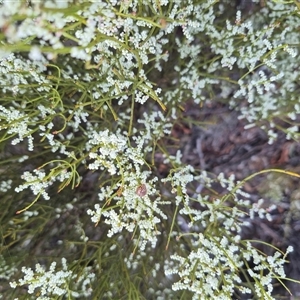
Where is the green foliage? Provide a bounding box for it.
[1,0,300,299]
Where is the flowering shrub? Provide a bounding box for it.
[1,0,300,299]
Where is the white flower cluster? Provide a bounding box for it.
[86,129,167,250]
[0,58,63,151]
[15,167,73,201]
[0,0,66,48]
[162,2,299,141]
[163,1,220,105]
[0,255,17,281]
[0,0,166,111]
[0,53,50,94]
[10,258,95,299]
[161,165,195,206]
[0,104,35,151]
[162,169,251,231]
[249,198,274,221]
[0,178,12,192]
[165,234,293,299]
[224,7,299,139]
[134,109,173,150]
[0,0,299,298]
[165,234,243,299]
[241,243,294,299]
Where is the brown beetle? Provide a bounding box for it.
[136,184,147,197]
